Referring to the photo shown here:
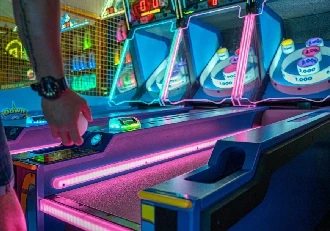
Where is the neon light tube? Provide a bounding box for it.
[40,199,129,231]
[10,143,61,155]
[232,14,256,105]
[238,15,256,99]
[232,14,250,102]
[52,128,259,189]
[161,29,182,102]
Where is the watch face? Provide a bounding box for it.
[39,77,61,99]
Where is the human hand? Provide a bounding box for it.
[42,89,92,146]
[0,190,26,231]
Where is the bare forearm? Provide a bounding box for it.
[12,0,64,81]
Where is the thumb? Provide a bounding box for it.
[81,103,93,122]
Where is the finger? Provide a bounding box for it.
[81,103,93,122]
[49,126,60,139]
[59,131,74,146]
[69,128,84,146]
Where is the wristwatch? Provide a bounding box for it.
[31,76,69,99]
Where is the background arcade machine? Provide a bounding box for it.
[11,1,274,231]
[109,0,191,106]
[139,1,330,230]
[0,0,189,154]
[160,0,260,105]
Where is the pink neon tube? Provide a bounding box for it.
[52,127,259,189]
[232,14,256,105]
[236,15,252,102]
[238,15,256,98]
[40,199,129,231]
[10,143,61,155]
[232,14,249,102]
[161,28,183,103]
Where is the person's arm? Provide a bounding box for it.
[12,0,64,80]
[0,117,26,231]
[12,0,92,146]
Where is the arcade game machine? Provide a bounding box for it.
[0,0,189,154]
[138,0,330,230]
[13,1,299,231]
[160,0,259,105]
[11,1,277,230]
[108,0,189,106]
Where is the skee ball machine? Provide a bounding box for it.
[160,0,260,105]
[140,1,330,230]
[43,1,330,230]
[11,1,274,231]
[109,0,191,106]
[28,1,275,231]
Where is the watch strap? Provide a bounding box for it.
[57,77,69,91]
[31,76,69,99]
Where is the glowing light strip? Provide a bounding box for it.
[238,15,256,100]
[101,0,125,19]
[246,95,330,105]
[161,29,182,104]
[141,8,161,16]
[101,10,125,20]
[101,0,113,17]
[109,40,130,101]
[61,21,89,33]
[183,5,240,30]
[40,199,129,231]
[52,128,258,189]
[10,143,61,155]
[232,14,256,105]
[232,14,249,104]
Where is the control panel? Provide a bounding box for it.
[29,147,99,164]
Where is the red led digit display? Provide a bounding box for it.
[140,0,146,11]
[139,0,160,12]
[207,0,217,6]
[153,0,159,8]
